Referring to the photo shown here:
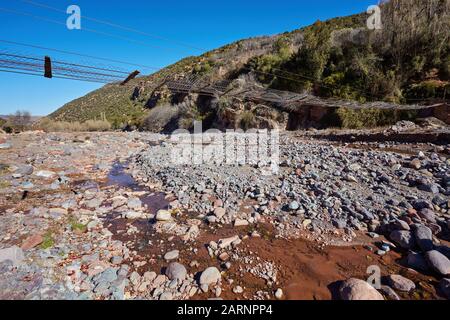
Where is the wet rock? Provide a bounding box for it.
[339,278,384,300]
[165,262,187,281]
[414,225,434,252]
[389,230,415,249]
[199,267,221,286]
[425,250,450,276]
[386,274,415,292]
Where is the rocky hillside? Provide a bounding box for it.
[49,0,449,130]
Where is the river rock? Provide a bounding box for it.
[339,278,384,300]
[407,252,429,272]
[418,208,436,223]
[389,230,415,249]
[213,207,226,219]
[156,210,171,221]
[199,267,221,285]
[234,219,249,227]
[414,225,433,252]
[164,250,179,261]
[21,234,43,250]
[380,285,401,300]
[0,246,24,266]
[425,250,450,276]
[35,170,56,178]
[386,274,415,292]
[165,262,187,280]
[218,235,239,249]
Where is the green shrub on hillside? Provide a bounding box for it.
[38,118,112,132]
[239,111,256,130]
[335,108,418,129]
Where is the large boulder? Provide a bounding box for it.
[339,278,384,300]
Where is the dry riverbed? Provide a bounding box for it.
[0,129,449,300]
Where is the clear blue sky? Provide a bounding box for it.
[0,0,376,116]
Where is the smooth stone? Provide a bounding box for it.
[165,262,187,281]
[386,274,415,292]
[339,278,384,300]
[0,246,24,266]
[35,170,56,178]
[218,235,239,249]
[418,208,436,223]
[159,291,173,300]
[156,210,171,221]
[414,225,434,252]
[389,230,415,249]
[123,211,142,219]
[164,250,179,261]
[213,207,226,219]
[199,267,221,286]
[127,197,142,209]
[380,285,401,300]
[234,219,249,227]
[275,288,283,299]
[21,234,43,250]
[289,201,300,211]
[425,250,450,276]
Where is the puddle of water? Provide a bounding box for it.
[104,161,172,253]
[106,162,138,190]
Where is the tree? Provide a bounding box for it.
[7,110,32,132]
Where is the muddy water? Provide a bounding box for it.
[104,162,171,252]
[103,162,443,300]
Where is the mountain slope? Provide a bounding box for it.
[49,0,449,130]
